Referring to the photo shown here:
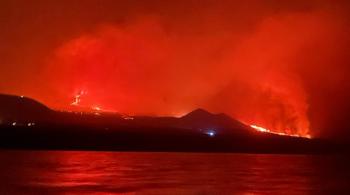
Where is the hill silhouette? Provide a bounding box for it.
[180,108,248,131]
[0,94,53,124]
[0,94,342,154]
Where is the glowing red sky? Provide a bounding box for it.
[1,0,350,138]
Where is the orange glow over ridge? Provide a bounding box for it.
[3,1,350,138]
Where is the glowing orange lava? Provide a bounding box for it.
[71,90,87,106]
[250,124,311,139]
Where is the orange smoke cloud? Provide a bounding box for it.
[43,10,340,137]
[2,1,350,138]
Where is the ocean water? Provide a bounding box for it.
[0,151,349,194]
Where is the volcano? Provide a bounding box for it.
[0,94,338,153]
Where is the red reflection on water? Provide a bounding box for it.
[1,151,341,194]
[37,151,137,194]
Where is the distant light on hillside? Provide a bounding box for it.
[27,122,35,127]
[205,130,216,137]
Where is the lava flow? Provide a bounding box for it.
[250,124,311,139]
[71,90,87,106]
[69,90,118,114]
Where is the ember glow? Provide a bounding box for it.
[71,90,87,106]
[92,106,101,111]
[250,124,311,139]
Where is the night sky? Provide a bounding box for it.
[1,0,350,139]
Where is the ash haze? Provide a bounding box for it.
[1,0,350,139]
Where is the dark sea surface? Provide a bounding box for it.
[0,151,349,194]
